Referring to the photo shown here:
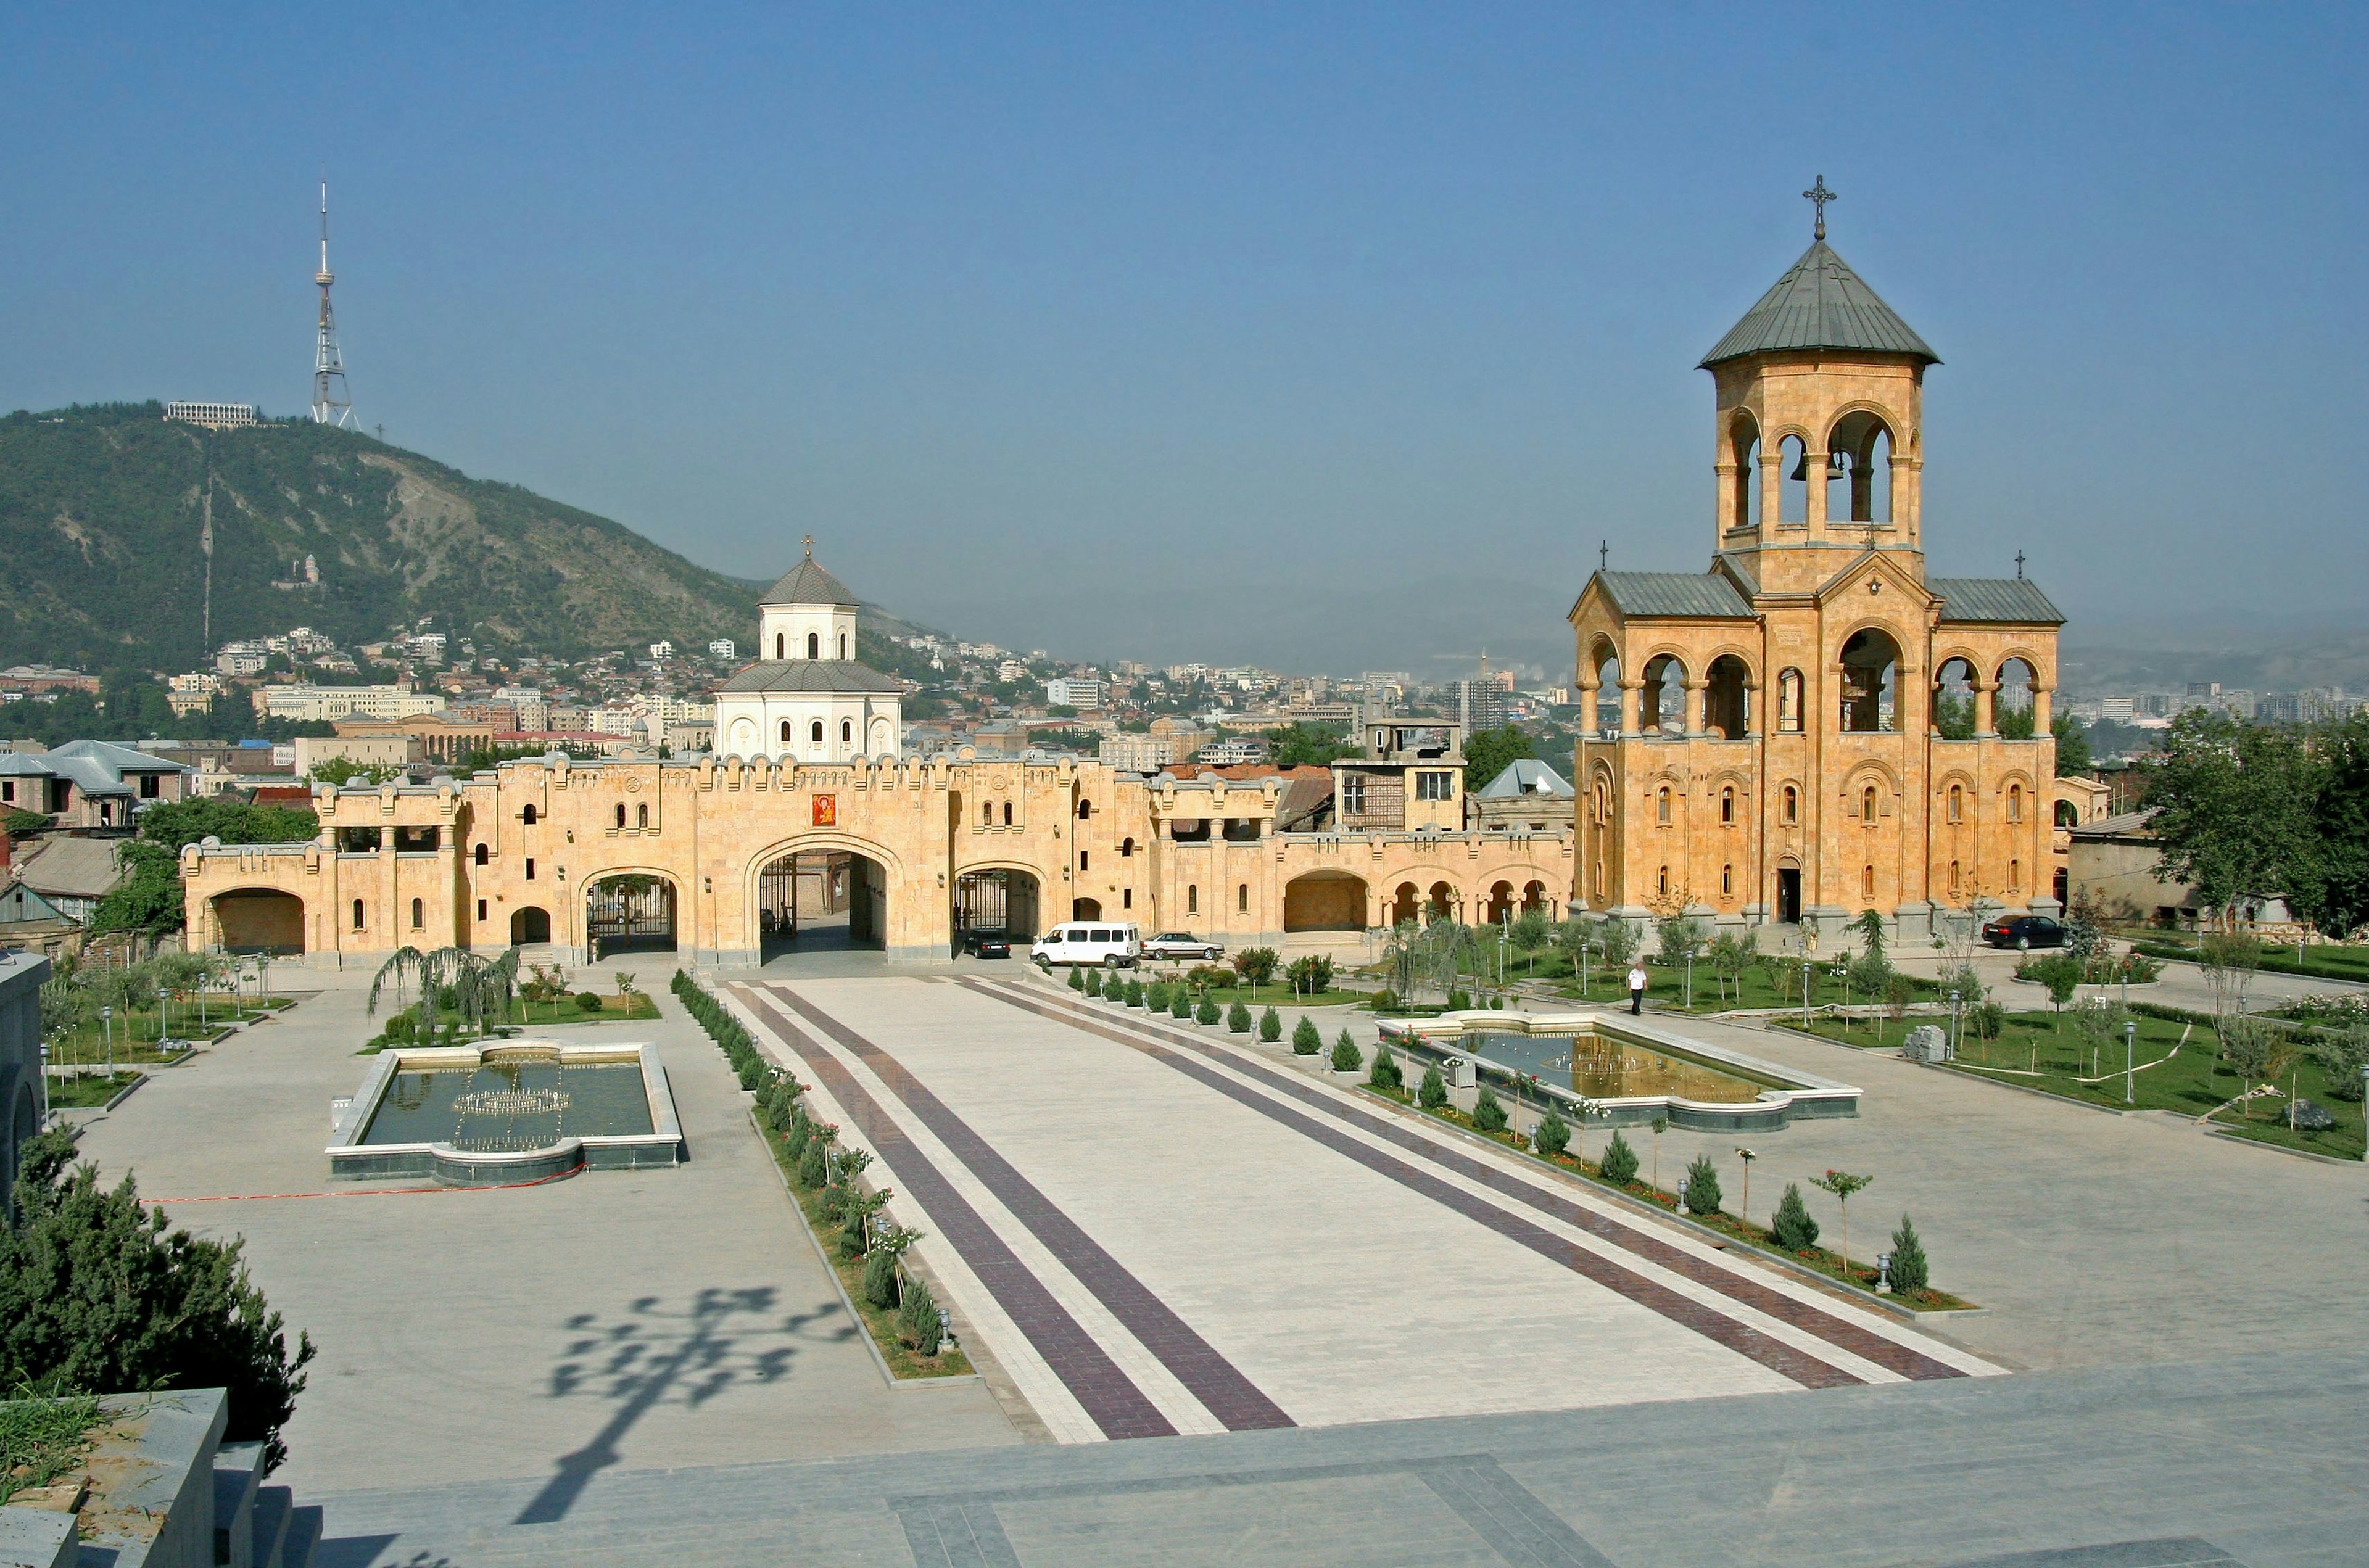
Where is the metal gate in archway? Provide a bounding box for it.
[587,875,677,954]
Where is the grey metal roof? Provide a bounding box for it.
[758,549,856,607]
[1700,242,1938,368]
[1475,758,1573,799]
[1590,572,1756,619]
[716,659,904,695]
[1930,577,2066,625]
[12,836,128,899]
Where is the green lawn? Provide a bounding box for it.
[1544,957,1940,1016]
[44,1001,274,1058]
[2128,934,2369,986]
[1781,1008,2365,1160]
[44,1071,142,1108]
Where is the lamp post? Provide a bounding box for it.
[1735,1146,1758,1224]
[159,985,171,1047]
[2123,1017,2137,1104]
[101,1005,114,1082]
[1949,989,1962,1061]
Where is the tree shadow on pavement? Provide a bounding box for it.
[514,1285,855,1524]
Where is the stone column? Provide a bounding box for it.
[1618,680,1642,737]
[1714,461,1737,535]
[1683,679,1708,738]
[2032,686,2053,732]
[1974,680,1998,738]
[1577,680,1600,737]
[1743,682,1763,738]
[1761,452,1783,529]
[1806,449,1830,537]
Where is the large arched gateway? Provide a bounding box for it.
[586,873,677,957]
[209,888,306,954]
[757,846,889,960]
[1283,871,1366,932]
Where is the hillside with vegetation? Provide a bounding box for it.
[0,402,919,671]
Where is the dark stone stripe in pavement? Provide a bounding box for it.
[961,980,1854,1391]
[1923,1540,2245,1568]
[896,1498,1022,1568]
[988,981,1967,1384]
[732,988,1177,1442]
[1420,1458,1619,1568]
[766,983,1297,1434]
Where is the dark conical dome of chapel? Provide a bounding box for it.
[1699,241,1939,368]
[759,539,857,608]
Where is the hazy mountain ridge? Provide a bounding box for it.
[0,403,891,671]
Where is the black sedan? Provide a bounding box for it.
[962,929,1014,959]
[1982,915,2065,951]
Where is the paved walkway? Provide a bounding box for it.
[70,966,1019,1499]
[724,975,1991,1447]
[304,1348,2368,1566]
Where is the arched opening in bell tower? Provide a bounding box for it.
[1728,411,1761,530]
[1778,435,1809,524]
[1826,411,1896,524]
[1839,630,1901,732]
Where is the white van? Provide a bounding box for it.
[1030,921,1142,968]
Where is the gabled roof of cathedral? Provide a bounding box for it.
[1700,241,1939,368]
[759,542,856,608]
[1929,577,2066,625]
[1588,571,1755,619]
[716,659,903,694]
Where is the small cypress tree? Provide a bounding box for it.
[1472,1086,1508,1131]
[1331,1035,1363,1073]
[1887,1215,1929,1293]
[1534,1108,1571,1157]
[1684,1153,1723,1215]
[1771,1182,1821,1251]
[1227,1000,1252,1033]
[838,1201,870,1260]
[1126,979,1145,1007]
[1088,968,1108,999]
[1068,965,1086,992]
[1368,1039,1404,1090]
[1259,1006,1282,1042]
[1418,1065,1448,1109]
[862,1247,901,1310]
[1173,988,1195,1020]
[1197,996,1221,1025]
[1146,980,1168,1012]
[1447,989,1473,1010]
[797,1136,829,1190]
[1292,1016,1322,1055]
[898,1279,943,1355]
[1600,1129,1639,1186]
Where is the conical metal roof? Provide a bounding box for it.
[759,542,856,606]
[1700,241,1938,368]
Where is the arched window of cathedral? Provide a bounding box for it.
[1238,883,1249,914]
[841,719,853,745]
[523,804,537,825]
[1002,801,1012,827]
[1777,669,1804,733]
[1862,865,1875,898]
[1076,800,1093,820]
[1592,859,1604,897]
[775,633,785,659]
[1729,410,1761,530]
[614,803,627,830]
[1640,654,1687,735]
[982,803,993,827]
[1656,786,1672,825]
[1826,411,1895,523]
[1782,784,1798,825]
[1996,659,2038,738]
[1705,654,1750,738]
[636,804,648,830]
[1861,785,1879,823]
[1839,630,1901,732]
[1656,865,1669,895]
[1777,434,1809,524]
[1720,786,1735,824]
[1948,860,1962,899]
[780,720,792,744]
[1589,643,1621,736]
[1721,864,1733,896]
[1933,658,1978,737]
[2009,858,2022,894]
[1948,783,1964,823]
[807,632,821,660]
[1187,885,1198,915]
[474,843,488,865]
[838,633,848,659]
[2007,783,2024,822]
[2056,799,2079,828]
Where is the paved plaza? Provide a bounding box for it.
[61,953,2369,1566]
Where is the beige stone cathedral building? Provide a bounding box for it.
[1569,232,2062,943]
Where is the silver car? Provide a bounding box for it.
[1141,931,1224,962]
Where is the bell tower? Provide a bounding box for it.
[1703,178,1938,594]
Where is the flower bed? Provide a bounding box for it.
[1360,1084,1974,1310]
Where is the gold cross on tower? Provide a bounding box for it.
[1803,175,1837,241]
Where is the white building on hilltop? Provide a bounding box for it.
[711,543,903,762]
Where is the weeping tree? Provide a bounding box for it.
[367,946,523,1041]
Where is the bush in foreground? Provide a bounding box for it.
[1227,1001,1252,1034]
[1259,1007,1281,1042]
[1887,1215,1929,1292]
[1472,1086,1508,1132]
[1172,989,1194,1020]
[1683,1153,1722,1216]
[1367,1039,1402,1091]
[1292,1017,1321,1055]
[896,1279,943,1356]
[1533,1108,1570,1157]
[0,1128,315,1473]
[1331,1036,1363,1073]
[1418,1065,1448,1110]
[1196,997,1221,1026]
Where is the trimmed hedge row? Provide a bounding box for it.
[670,969,777,1091]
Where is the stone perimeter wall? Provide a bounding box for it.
[180,755,1577,966]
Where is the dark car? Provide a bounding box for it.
[962,929,1013,959]
[1982,915,2065,951]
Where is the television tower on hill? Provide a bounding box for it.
[310,179,353,426]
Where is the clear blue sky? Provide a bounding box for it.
[4,4,2362,679]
